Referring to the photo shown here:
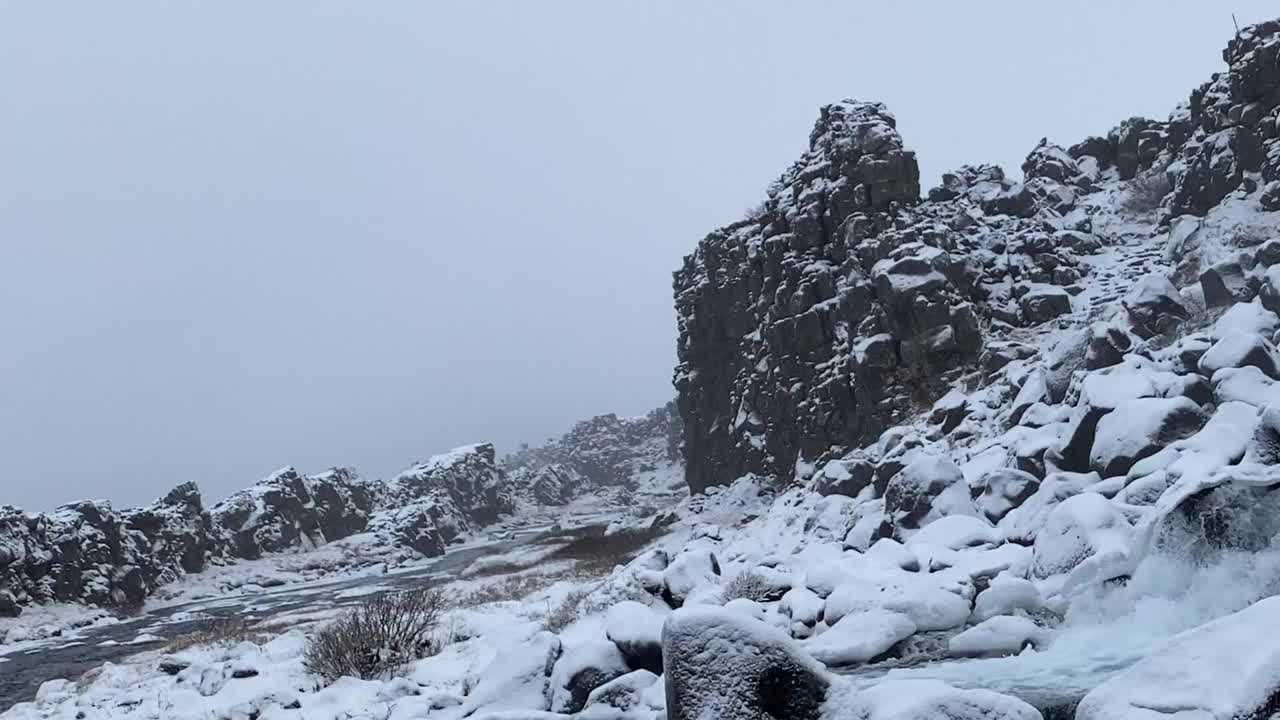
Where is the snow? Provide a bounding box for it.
[1076,596,1280,720]
[906,515,1000,551]
[804,610,917,667]
[1032,492,1133,580]
[972,576,1045,623]
[824,679,1041,720]
[947,615,1046,658]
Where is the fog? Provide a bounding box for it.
[1,2,1271,510]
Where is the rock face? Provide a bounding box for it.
[673,102,1110,493]
[210,467,378,561]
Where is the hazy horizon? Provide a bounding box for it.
[3,2,1275,511]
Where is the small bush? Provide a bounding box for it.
[1121,168,1173,214]
[304,587,444,683]
[542,587,591,633]
[720,569,775,603]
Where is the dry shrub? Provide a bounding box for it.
[541,587,591,634]
[164,617,282,653]
[720,569,774,603]
[304,587,444,683]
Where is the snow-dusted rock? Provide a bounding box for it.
[883,454,968,536]
[584,669,660,712]
[970,468,1040,523]
[1077,596,1280,720]
[1031,493,1133,578]
[780,586,825,637]
[947,615,1047,658]
[971,575,1045,622]
[1019,284,1072,324]
[1090,397,1208,477]
[549,639,630,714]
[605,600,666,675]
[804,610,917,667]
[1123,274,1189,338]
[905,515,1000,551]
[661,546,721,607]
[1212,301,1279,341]
[663,606,830,720]
[1198,329,1280,379]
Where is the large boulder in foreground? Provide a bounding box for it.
[1077,596,1280,720]
[663,606,830,720]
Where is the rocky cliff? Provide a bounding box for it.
[673,20,1280,494]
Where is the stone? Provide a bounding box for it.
[1019,285,1072,324]
[663,607,829,720]
[1085,322,1135,370]
[1122,274,1190,338]
[970,468,1040,523]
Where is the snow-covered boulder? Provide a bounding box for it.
[1031,493,1133,578]
[883,454,969,536]
[460,631,561,716]
[1090,397,1208,477]
[947,615,1047,658]
[663,606,830,720]
[584,669,661,713]
[1198,329,1280,379]
[804,609,916,667]
[780,586,825,637]
[1211,301,1279,341]
[824,575,970,632]
[549,639,630,714]
[662,546,721,607]
[823,678,1042,720]
[999,471,1098,544]
[1019,284,1073,324]
[970,468,1040,523]
[972,575,1045,622]
[1077,596,1280,720]
[907,515,1000,551]
[605,600,666,675]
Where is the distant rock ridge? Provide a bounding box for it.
[0,406,678,615]
[673,19,1280,493]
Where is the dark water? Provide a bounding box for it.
[0,537,525,712]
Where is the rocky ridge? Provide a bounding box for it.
[0,406,679,616]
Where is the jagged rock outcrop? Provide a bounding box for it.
[674,102,1108,492]
[1,403,683,612]
[504,403,681,491]
[210,467,378,560]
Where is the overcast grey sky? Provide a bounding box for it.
[1,2,1273,511]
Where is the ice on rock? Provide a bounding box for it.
[972,575,1045,622]
[948,615,1047,658]
[823,679,1042,720]
[1077,596,1280,720]
[804,609,917,667]
[1032,492,1133,579]
[907,514,1001,551]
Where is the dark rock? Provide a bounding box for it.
[1200,259,1252,307]
[1019,285,1073,324]
[157,658,190,676]
[0,591,21,618]
[1091,397,1209,477]
[663,607,829,720]
[1086,322,1135,370]
[813,457,876,498]
[883,454,964,537]
[1123,274,1190,338]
